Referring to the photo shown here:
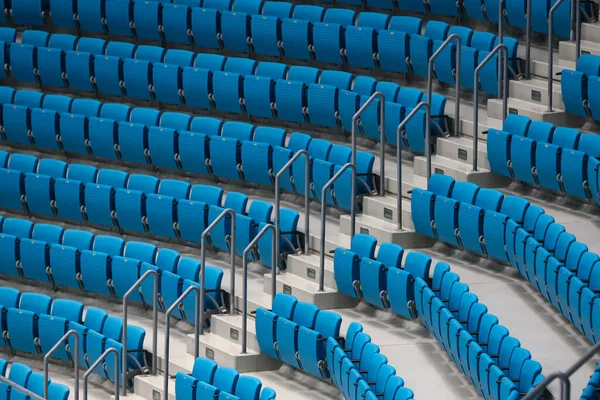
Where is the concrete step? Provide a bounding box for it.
[339,213,434,249]
[413,154,510,187]
[307,231,350,255]
[581,22,600,43]
[381,159,425,198]
[559,39,600,62]
[508,76,563,108]
[435,136,490,170]
[263,270,358,309]
[487,97,568,123]
[362,194,415,229]
[187,332,281,372]
[286,252,336,290]
[135,375,176,400]
[210,314,260,353]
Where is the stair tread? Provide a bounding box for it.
[267,270,337,293]
[197,332,260,356]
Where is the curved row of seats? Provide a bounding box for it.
[561,55,600,120]
[175,358,276,400]
[256,294,412,399]
[0,150,302,268]
[581,363,600,399]
[414,264,544,399]
[487,114,600,203]
[294,0,580,38]
[0,215,225,324]
[0,286,145,387]
[325,336,414,400]
[2,30,448,151]
[9,1,515,96]
[0,85,379,211]
[333,234,429,319]
[415,175,600,346]
[0,358,69,400]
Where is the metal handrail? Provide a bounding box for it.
[122,269,159,395]
[525,0,532,79]
[0,375,45,400]
[351,91,385,199]
[200,208,236,335]
[395,102,429,230]
[241,223,276,354]
[163,285,201,397]
[548,0,569,112]
[575,0,581,60]
[319,163,356,292]
[473,44,509,172]
[427,34,462,178]
[44,330,80,400]
[274,149,310,267]
[522,340,600,400]
[498,0,506,98]
[83,347,120,400]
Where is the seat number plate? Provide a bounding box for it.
[509,108,519,114]
[206,348,215,359]
[360,227,370,235]
[307,268,316,279]
[383,208,393,220]
[458,149,468,160]
[152,390,161,400]
[230,329,239,341]
[531,90,541,102]
[434,168,444,175]
[283,285,292,295]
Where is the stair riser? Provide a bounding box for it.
[360,198,415,231]
[134,377,177,400]
[338,214,431,249]
[211,317,261,353]
[435,138,490,170]
[508,80,564,108]
[487,98,568,122]
[287,255,337,290]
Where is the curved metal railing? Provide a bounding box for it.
[200,207,236,333]
[473,44,509,172]
[241,223,276,354]
[395,102,430,230]
[319,162,356,292]
[43,330,80,400]
[274,149,310,268]
[122,268,159,395]
[83,347,120,400]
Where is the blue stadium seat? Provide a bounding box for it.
[80,250,112,296]
[65,51,95,92]
[281,18,312,61]
[212,71,243,114]
[251,15,283,57]
[94,55,123,96]
[105,0,134,36]
[220,11,251,52]
[37,47,67,89]
[483,211,510,262]
[7,308,38,353]
[377,31,410,74]
[133,1,162,41]
[409,35,433,78]
[10,44,38,83]
[123,59,153,101]
[163,3,192,45]
[411,189,436,238]
[561,150,590,199]
[190,7,221,50]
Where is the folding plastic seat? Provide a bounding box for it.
[306,84,338,128]
[34,47,68,89]
[161,3,192,45]
[275,79,307,123]
[11,0,44,26]
[217,11,250,53]
[132,1,161,41]
[281,18,312,61]
[6,308,39,353]
[212,367,239,395]
[408,35,433,78]
[151,63,182,106]
[456,203,484,254]
[211,71,244,114]
[410,190,436,238]
[146,126,179,170]
[94,55,124,97]
[562,69,590,117]
[376,30,410,74]
[561,150,590,199]
[114,122,147,165]
[176,374,199,400]
[122,58,153,101]
[189,7,221,50]
[101,0,133,36]
[524,121,554,145]
[145,192,178,239]
[79,250,112,296]
[28,107,60,149]
[423,21,449,42]
[344,25,377,69]
[209,136,243,180]
[257,209,300,268]
[9,44,38,84]
[65,51,97,93]
[239,75,274,119]
[252,14,284,57]
[287,66,319,85]
[176,198,209,241]
[485,129,512,179]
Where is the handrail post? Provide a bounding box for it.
[576,0,581,62]
[241,224,276,354]
[83,347,120,400]
[44,330,80,400]
[548,0,568,112]
[473,44,508,172]
[274,150,310,269]
[351,92,385,199]
[163,285,201,397]
[498,0,506,98]
[525,0,532,79]
[427,34,462,177]
[319,163,356,292]
[122,269,159,396]
[200,208,236,336]
[395,102,429,230]
[0,375,46,400]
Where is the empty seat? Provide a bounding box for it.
[163,3,192,45]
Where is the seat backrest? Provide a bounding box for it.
[262,1,293,18]
[66,164,98,183]
[127,174,160,194]
[77,37,107,55]
[499,196,530,224]
[105,42,136,59]
[272,293,298,319]
[124,241,158,264]
[32,223,64,243]
[235,376,262,400]
[307,138,332,160]
[8,153,38,173]
[253,126,286,148]
[357,12,390,30]
[62,229,94,250]
[192,358,218,384]
[156,248,181,274]
[287,66,320,85]
[84,307,109,332]
[527,121,555,144]
[103,315,124,341]
[71,99,102,117]
[376,243,404,269]
[503,114,531,137]
[475,188,504,212]
[323,8,356,25]
[223,192,249,214]
[292,302,319,328]
[21,30,49,47]
[135,45,165,63]
[20,292,52,315]
[2,218,34,238]
[403,252,432,279]
[190,184,224,206]
[96,169,129,188]
[247,200,273,224]
[213,366,239,394]
[292,5,325,21]
[52,299,84,323]
[552,127,580,150]
[451,181,480,205]
[164,49,196,67]
[577,54,600,76]
[350,234,377,259]
[0,287,20,309]
[93,235,126,256]
[43,94,73,114]
[578,133,600,158]
[287,132,312,152]
[255,62,288,81]
[190,117,223,137]
[388,16,422,35]
[158,179,191,199]
[177,257,201,281]
[314,310,342,338]
[222,122,255,141]
[36,159,68,178]
[424,20,449,41]
[427,173,455,197]
[8,363,32,388]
